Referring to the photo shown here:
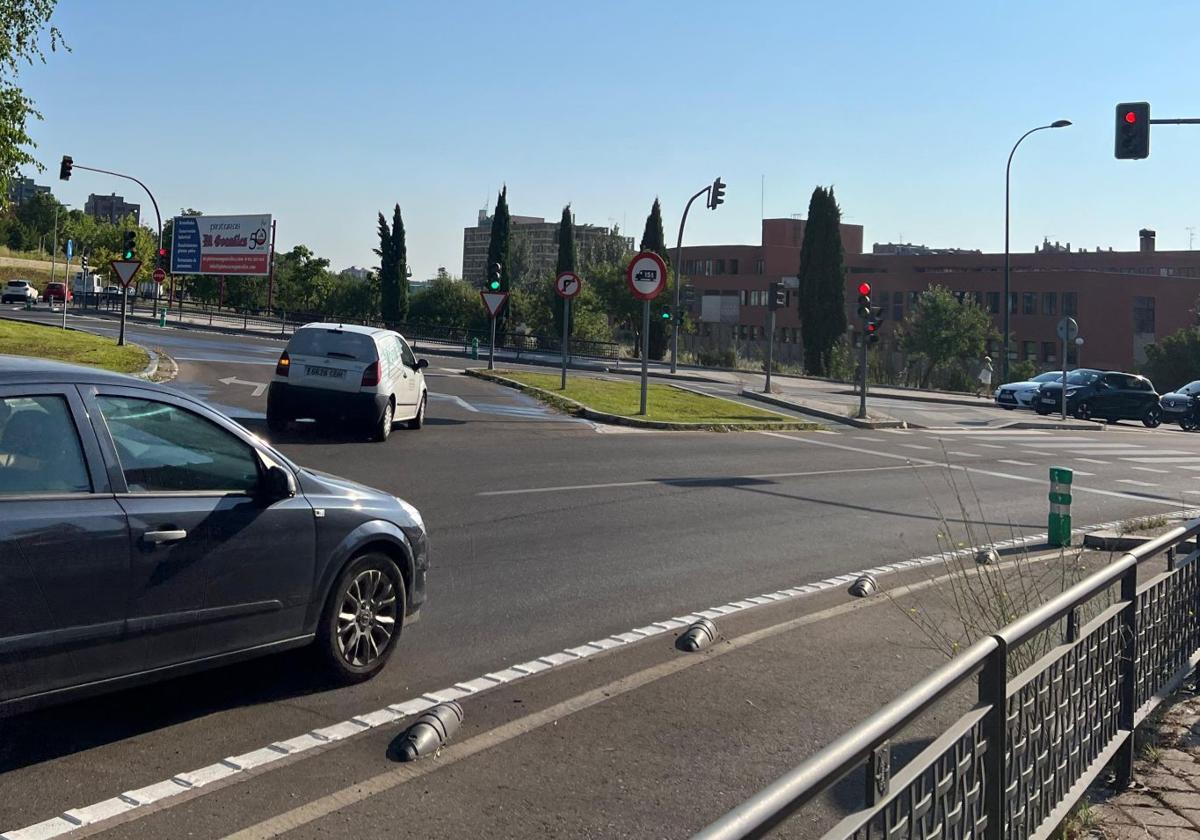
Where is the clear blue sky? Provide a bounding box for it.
[19,0,1200,278]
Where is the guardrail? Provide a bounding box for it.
[694,519,1200,840]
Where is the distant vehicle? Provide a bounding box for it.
[635,269,658,282]
[72,271,102,296]
[0,356,429,715]
[1036,370,1161,426]
[1159,381,1200,431]
[993,371,1072,410]
[267,323,429,441]
[103,285,134,299]
[42,282,72,304]
[1,279,37,304]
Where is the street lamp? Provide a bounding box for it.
[1003,119,1071,382]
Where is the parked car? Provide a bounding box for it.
[1036,369,1162,426]
[993,371,1073,410]
[103,284,133,299]
[42,281,72,304]
[1,279,37,304]
[0,356,429,715]
[267,323,428,441]
[1159,380,1200,431]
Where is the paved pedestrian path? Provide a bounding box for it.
[1090,691,1200,837]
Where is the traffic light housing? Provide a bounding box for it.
[487,262,502,291]
[59,155,73,181]
[80,255,89,272]
[707,177,726,209]
[158,247,167,270]
[856,281,872,319]
[768,282,786,311]
[660,306,672,322]
[1115,102,1150,160]
[122,230,136,260]
[865,318,880,345]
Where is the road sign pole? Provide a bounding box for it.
[640,300,650,415]
[764,308,775,394]
[561,297,570,390]
[489,315,497,371]
[62,253,70,331]
[1061,332,1068,422]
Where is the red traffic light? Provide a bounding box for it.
[866,322,878,332]
[158,248,167,257]
[857,282,871,296]
[1124,111,1137,124]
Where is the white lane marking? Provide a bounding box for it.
[1009,438,1112,445]
[1069,449,1161,457]
[476,464,933,497]
[1073,470,1096,477]
[1077,458,1110,465]
[975,443,1005,449]
[217,376,268,398]
[172,358,277,366]
[755,431,1183,506]
[998,459,1036,467]
[948,451,978,457]
[1122,456,1200,463]
[918,430,1049,436]
[1117,479,1159,487]
[1132,467,1169,474]
[1057,443,1150,450]
[427,393,480,413]
[900,444,933,451]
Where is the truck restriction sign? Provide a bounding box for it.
[625,251,668,301]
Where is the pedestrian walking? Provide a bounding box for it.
[977,356,994,396]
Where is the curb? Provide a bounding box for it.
[741,390,905,430]
[131,342,158,379]
[464,369,820,432]
[834,388,994,408]
[1004,419,1106,431]
[601,365,722,385]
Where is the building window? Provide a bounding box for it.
[893,296,904,322]
[1063,292,1077,316]
[1042,292,1057,316]
[1023,341,1036,361]
[729,258,739,275]
[1133,296,1156,334]
[738,325,747,339]
[1022,292,1036,315]
[908,291,920,309]
[972,291,983,307]
[878,290,890,313]
[739,290,748,306]
[1042,341,1057,363]
[1008,292,1018,314]
[754,258,764,274]
[986,291,1000,314]
[715,259,726,275]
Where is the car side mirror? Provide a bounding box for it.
[415,358,429,370]
[261,465,296,502]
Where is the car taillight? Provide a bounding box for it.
[276,351,290,377]
[361,361,380,387]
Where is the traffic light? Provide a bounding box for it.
[1115,102,1150,160]
[707,177,726,209]
[122,230,136,260]
[865,318,880,345]
[660,306,672,322]
[487,262,502,291]
[80,255,89,272]
[768,282,786,311]
[59,155,72,181]
[856,281,872,319]
[158,247,167,270]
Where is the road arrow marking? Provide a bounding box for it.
[218,376,267,397]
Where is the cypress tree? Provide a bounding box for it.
[796,186,848,376]
[486,186,511,323]
[639,198,670,360]
[374,211,395,324]
[551,204,576,336]
[392,204,409,323]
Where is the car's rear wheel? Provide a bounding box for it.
[373,398,394,442]
[1074,401,1092,421]
[1143,406,1163,428]
[1035,404,1050,416]
[316,552,405,682]
[407,394,426,430]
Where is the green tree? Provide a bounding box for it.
[897,284,998,388]
[505,228,536,291]
[392,204,409,323]
[375,209,397,324]
[327,271,380,322]
[1143,328,1200,394]
[0,0,66,210]
[486,185,511,324]
[639,198,670,359]
[409,275,487,331]
[274,245,333,313]
[796,186,848,376]
[550,204,576,337]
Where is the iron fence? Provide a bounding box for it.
[693,519,1200,840]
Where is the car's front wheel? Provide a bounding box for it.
[373,398,394,442]
[1074,401,1092,421]
[317,552,405,683]
[1143,406,1163,428]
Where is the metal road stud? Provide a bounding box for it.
[676,617,718,652]
[392,701,464,762]
[848,573,878,598]
[1049,466,1074,547]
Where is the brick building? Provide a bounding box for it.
[678,221,1200,374]
[462,209,633,285]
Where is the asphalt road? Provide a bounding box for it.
[2,308,1197,838]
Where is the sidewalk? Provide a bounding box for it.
[1088,692,1200,838]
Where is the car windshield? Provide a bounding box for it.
[1030,372,1062,383]
[1066,370,1101,385]
[1180,381,1200,395]
[287,328,375,361]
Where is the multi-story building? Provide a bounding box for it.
[462,209,634,285]
[678,221,1200,374]
[84,192,140,225]
[7,176,51,206]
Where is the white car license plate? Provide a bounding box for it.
[305,365,345,379]
[1041,397,1054,404]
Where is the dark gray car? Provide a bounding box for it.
[0,356,428,716]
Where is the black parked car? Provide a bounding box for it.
[0,356,429,715]
[1035,369,1161,426]
[1160,380,1200,430]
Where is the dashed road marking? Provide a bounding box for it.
[998,459,1036,467]
[1132,466,1169,474]
[1117,479,1159,487]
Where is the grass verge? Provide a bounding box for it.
[479,369,817,430]
[0,319,148,374]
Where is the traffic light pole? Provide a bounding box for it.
[857,332,868,420]
[488,315,497,371]
[764,308,775,394]
[671,185,713,374]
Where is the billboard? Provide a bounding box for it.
[170,214,272,276]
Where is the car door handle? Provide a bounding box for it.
[142,529,188,545]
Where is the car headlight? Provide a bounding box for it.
[394,496,424,531]
[1065,388,1079,396]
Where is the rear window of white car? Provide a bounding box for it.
[288,328,377,361]
[6,281,27,288]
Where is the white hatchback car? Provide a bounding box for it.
[267,323,428,441]
[1,279,37,304]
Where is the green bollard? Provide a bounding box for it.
[471,337,479,360]
[159,309,167,327]
[1048,466,1073,547]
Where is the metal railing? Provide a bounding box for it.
[694,519,1200,840]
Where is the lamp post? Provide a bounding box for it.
[1003,119,1071,383]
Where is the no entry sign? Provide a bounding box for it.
[626,251,668,301]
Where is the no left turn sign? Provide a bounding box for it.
[625,251,668,301]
